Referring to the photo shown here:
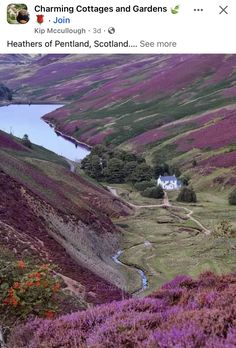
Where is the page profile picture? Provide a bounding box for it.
[7,4,30,24]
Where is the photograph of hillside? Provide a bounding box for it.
[0,54,235,347]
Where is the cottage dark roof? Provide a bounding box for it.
[159,176,177,182]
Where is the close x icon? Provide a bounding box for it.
[219,5,229,14]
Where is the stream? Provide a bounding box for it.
[112,250,148,293]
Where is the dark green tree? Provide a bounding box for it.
[229,188,236,205]
[142,185,164,199]
[134,180,155,192]
[153,163,169,178]
[131,163,153,183]
[169,165,181,177]
[180,175,190,186]
[81,156,89,169]
[91,144,108,157]
[123,161,138,181]
[104,158,125,183]
[123,152,139,162]
[22,134,32,149]
[111,149,127,162]
[82,155,103,180]
[177,186,197,203]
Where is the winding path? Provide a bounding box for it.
[107,186,210,235]
[181,207,211,235]
[107,187,170,209]
[109,186,211,293]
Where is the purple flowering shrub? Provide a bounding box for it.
[0,131,27,151]
[175,109,236,151]
[200,151,236,168]
[9,272,236,348]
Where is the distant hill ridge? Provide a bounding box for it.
[1,54,236,187]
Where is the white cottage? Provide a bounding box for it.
[157,175,182,191]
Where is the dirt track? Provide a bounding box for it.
[107,186,211,235]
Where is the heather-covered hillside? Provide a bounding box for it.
[0,131,131,305]
[1,54,236,186]
[9,272,236,348]
[1,55,236,347]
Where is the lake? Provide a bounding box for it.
[0,105,90,161]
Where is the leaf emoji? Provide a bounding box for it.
[171,5,180,14]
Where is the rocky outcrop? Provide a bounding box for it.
[21,187,126,289]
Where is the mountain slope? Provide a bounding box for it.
[1,54,236,186]
[0,131,132,304]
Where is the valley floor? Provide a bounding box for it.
[108,184,236,295]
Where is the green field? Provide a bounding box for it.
[110,184,236,295]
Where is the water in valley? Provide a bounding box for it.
[0,104,90,161]
[112,250,148,293]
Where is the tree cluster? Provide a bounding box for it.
[133,179,164,199]
[82,145,188,200]
[81,145,153,184]
[141,185,164,199]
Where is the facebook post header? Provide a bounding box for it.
[0,0,235,53]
